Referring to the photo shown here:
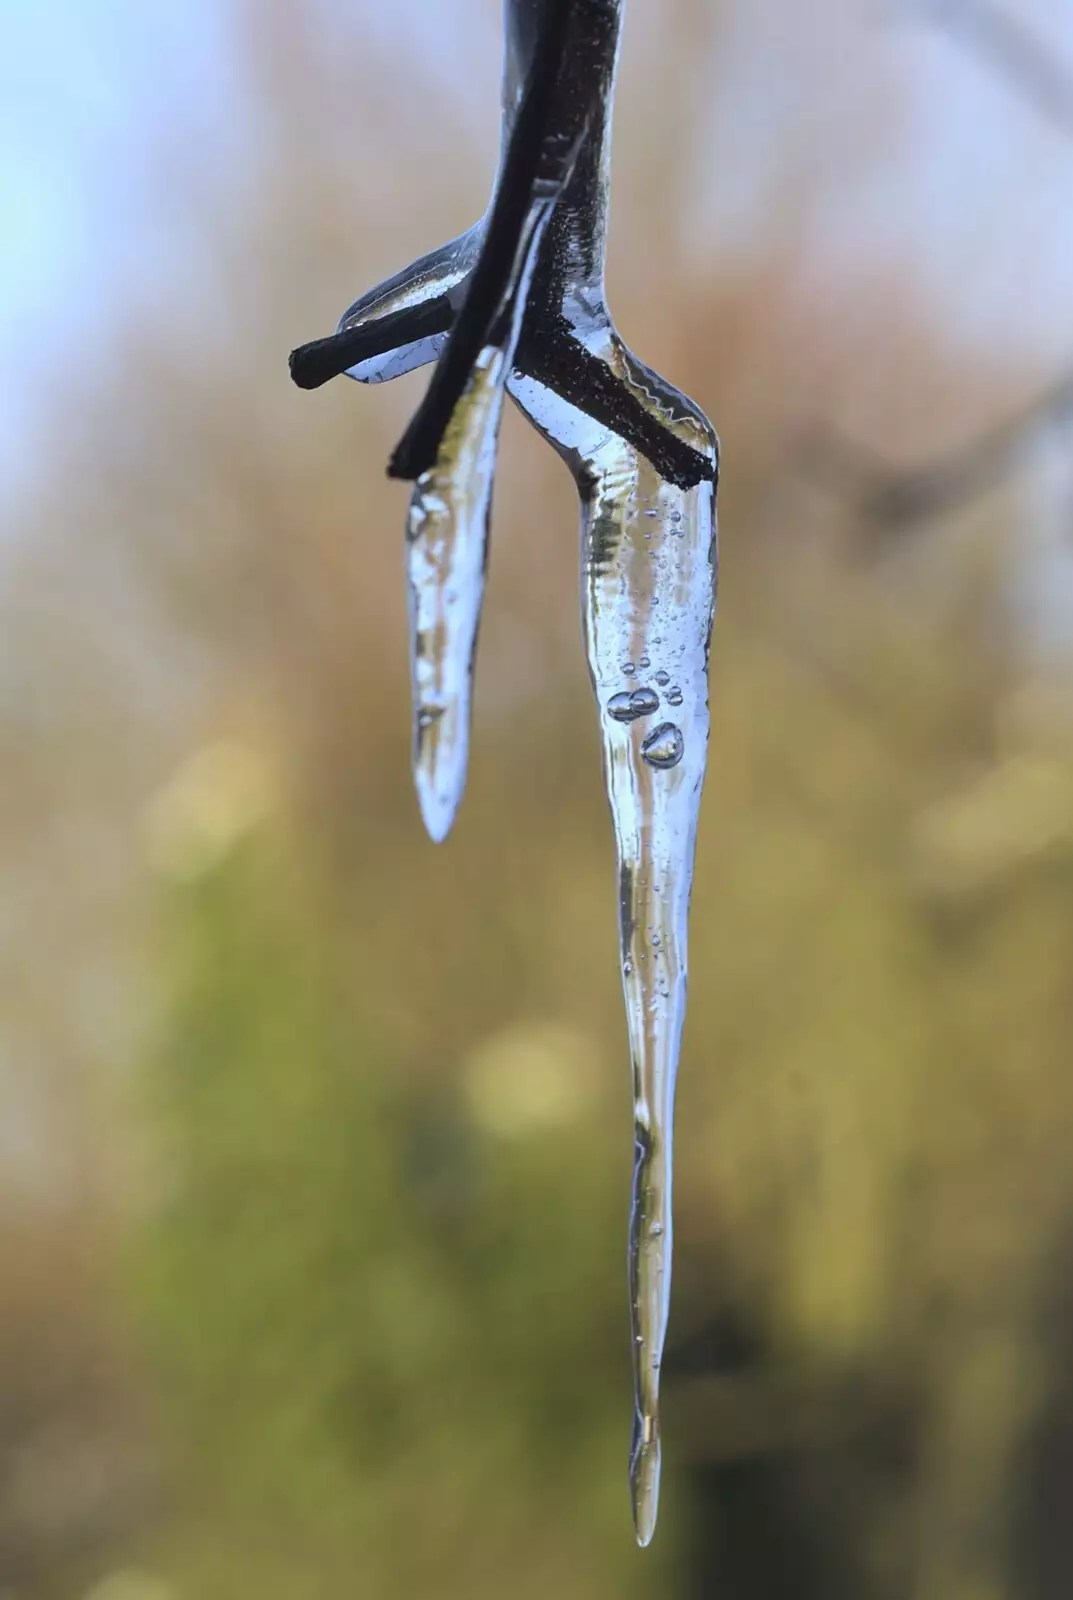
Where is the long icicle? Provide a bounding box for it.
[581,423,717,1544]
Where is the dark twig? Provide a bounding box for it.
[387,0,577,480]
[289,295,456,390]
[518,316,715,491]
[289,0,714,493]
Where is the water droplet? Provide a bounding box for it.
[608,687,660,723]
[666,686,683,707]
[641,723,684,770]
[639,655,651,669]
[654,671,670,687]
[649,1221,664,1239]
[623,661,637,676]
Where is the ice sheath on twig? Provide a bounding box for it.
[290,0,718,1547]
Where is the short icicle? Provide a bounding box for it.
[400,0,580,841]
[404,340,513,843]
[403,181,566,840]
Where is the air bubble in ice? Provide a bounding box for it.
[640,723,685,770]
[608,687,660,723]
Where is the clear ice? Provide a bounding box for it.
[292,0,718,1547]
[404,190,564,840]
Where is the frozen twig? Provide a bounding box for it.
[290,0,719,1547]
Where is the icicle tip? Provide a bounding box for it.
[630,1421,662,1548]
[414,776,461,845]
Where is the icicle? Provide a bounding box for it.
[387,0,582,840]
[579,408,717,1546]
[403,197,557,841]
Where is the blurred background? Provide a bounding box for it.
[3,0,1073,1594]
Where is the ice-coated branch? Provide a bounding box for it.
[388,0,576,481]
[289,0,714,492]
[289,0,719,1546]
[397,0,583,841]
[289,295,456,390]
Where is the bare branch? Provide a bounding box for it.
[815,4,1073,539]
[801,371,1073,533]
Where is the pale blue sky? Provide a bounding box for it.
[0,0,232,488]
[0,2,224,328]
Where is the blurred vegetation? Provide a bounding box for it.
[4,1,1073,1597]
